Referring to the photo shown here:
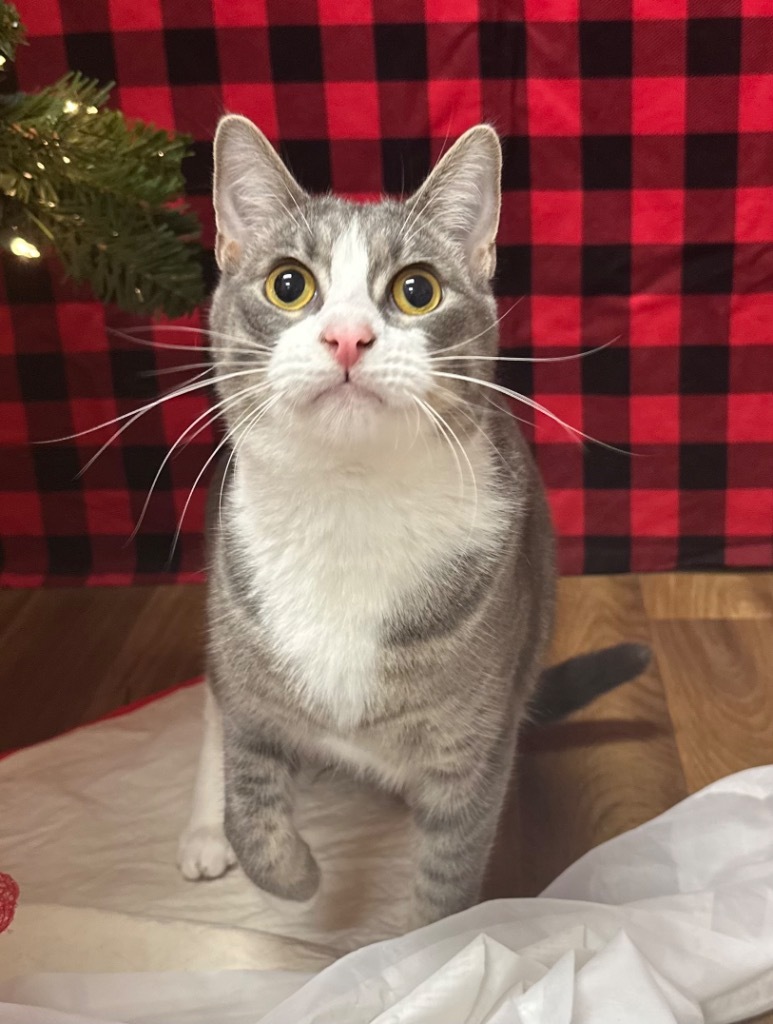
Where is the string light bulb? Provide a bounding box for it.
[10,237,41,259]
[86,105,98,114]
[0,55,6,67]
[63,99,79,114]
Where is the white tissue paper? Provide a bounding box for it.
[1,682,772,1024]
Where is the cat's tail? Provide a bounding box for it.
[528,643,652,725]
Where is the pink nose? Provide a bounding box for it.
[322,324,376,371]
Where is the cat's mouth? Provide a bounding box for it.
[312,378,384,407]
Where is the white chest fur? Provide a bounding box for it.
[230,435,507,729]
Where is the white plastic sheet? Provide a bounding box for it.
[1,683,773,1023]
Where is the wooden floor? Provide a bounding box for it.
[2,573,772,1013]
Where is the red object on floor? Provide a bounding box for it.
[0,872,19,934]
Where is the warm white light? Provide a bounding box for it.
[36,161,45,170]
[10,236,41,259]
[0,55,6,68]
[63,99,79,114]
[86,105,98,114]
[62,155,71,164]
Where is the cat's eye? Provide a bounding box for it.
[266,262,316,311]
[391,267,442,316]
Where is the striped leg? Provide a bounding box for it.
[222,727,320,902]
[408,751,513,928]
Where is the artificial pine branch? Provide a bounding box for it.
[0,1,23,63]
[0,4,205,316]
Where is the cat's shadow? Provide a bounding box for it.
[520,717,665,753]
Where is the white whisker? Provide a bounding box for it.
[107,324,272,357]
[430,370,633,455]
[128,381,272,541]
[428,298,523,358]
[413,396,465,500]
[429,337,621,364]
[169,391,283,564]
[43,366,270,451]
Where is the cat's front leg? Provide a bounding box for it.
[178,682,237,880]
[223,724,320,902]
[407,744,513,928]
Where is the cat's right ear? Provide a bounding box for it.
[213,115,306,272]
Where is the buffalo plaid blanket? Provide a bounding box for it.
[1,0,771,583]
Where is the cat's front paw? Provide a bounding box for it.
[177,823,237,881]
[235,832,321,902]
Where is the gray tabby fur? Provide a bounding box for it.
[186,116,586,927]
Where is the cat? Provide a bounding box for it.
[177,115,649,927]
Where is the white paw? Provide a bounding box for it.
[177,824,237,881]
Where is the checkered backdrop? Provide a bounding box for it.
[1,0,772,585]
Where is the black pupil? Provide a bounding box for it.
[402,274,434,309]
[274,269,306,304]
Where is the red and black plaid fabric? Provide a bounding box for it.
[1,0,772,585]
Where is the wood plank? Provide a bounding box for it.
[485,575,688,899]
[0,587,151,752]
[83,584,205,722]
[640,572,773,621]
[652,617,773,793]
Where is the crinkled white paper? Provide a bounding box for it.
[1,683,772,1023]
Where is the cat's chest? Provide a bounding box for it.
[229,453,503,726]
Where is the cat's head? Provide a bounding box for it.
[209,115,502,456]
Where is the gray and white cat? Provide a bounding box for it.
[177,116,648,928]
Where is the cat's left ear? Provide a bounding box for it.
[213,114,307,272]
[407,125,502,279]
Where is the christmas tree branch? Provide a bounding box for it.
[0,5,206,317]
[0,1,23,64]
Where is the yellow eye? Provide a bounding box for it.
[391,267,442,315]
[266,262,316,311]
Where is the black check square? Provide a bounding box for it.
[680,345,730,394]
[583,136,632,190]
[381,138,431,194]
[182,141,214,196]
[47,535,91,575]
[581,347,630,396]
[65,32,116,83]
[374,24,428,81]
[165,28,220,85]
[580,21,633,78]
[269,25,323,82]
[501,135,530,190]
[136,533,180,574]
[497,358,534,402]
[2,255,54,303]
[109,349,158,400]
[679,444,728,489]
[687,18,742,76]
[685,134,738,189]
[677,536,724,568]
[279,140,331,193]
[479,22,526,79]
[17,353,69,402]
[584,447,632,489]
[32,445,81,491]
[582,245,632,296]
[584,536,632,573]
[496,245,531,297]
[122,444,171,491]
[682,244,735,294]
